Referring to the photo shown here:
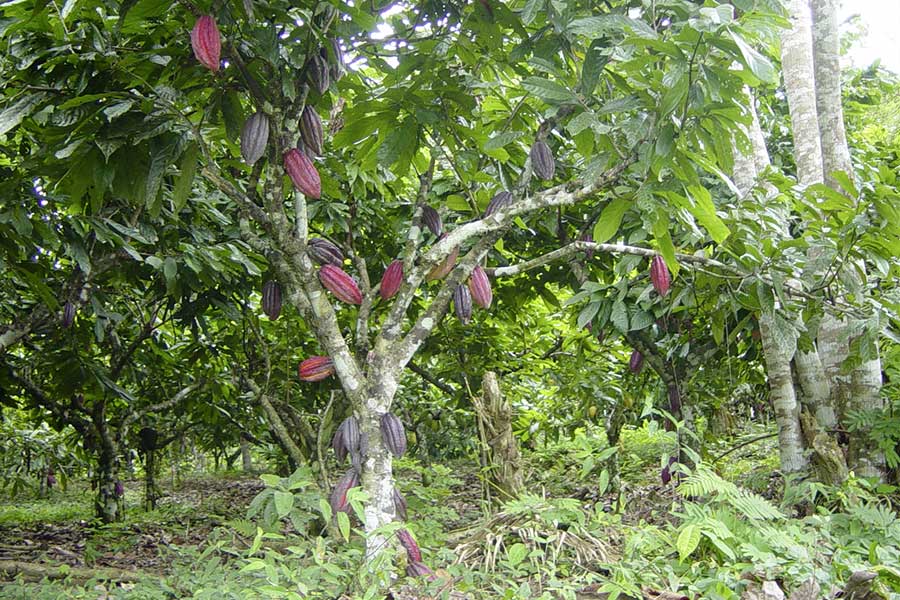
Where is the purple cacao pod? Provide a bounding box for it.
[261,280,282,320]
[581,232,595,260]
[300,105,324,156]
[422,205,442,237]
[397,528,422,562]
[393,487,407,521]
[114,480,125,497]
[330,469,359,515]
[453,284,472,324]
[190,15,221,72]
[307,53,330,95]
[284,148,321,199]
[308,238,344,266]
[629,350,644,374]
[380,260,403,300]
[406,561,436,580]
[61,301,76,328]
[380,412,407,458]
[530,139,555,180]
[483,191,513,218]
[319,264,362,305]
[240,112,269,165]
[467,265,492,309]
[298,356,335,382]
[650,255,670,297]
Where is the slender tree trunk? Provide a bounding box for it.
[258,391,306,469]
[241,437,253,471]
[472,371,524,504]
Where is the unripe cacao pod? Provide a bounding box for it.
[406,561,436,580]
[308,238,344,266]
[453,284,472,324]
[397,528,422,562]
[240,112,269,165]
[530,139,555,180]
[283,148,321,199]
[330,469,359,514]
[380,412,407,457]
[484,191,513,218]
[380,260,403,300]
[393,487,407,521]
[61,301,76,328]
[467,265,492,309]
[190,16,221,72]
[319,264,362,305]
[650,255,670,297]
[422,205,442,237]
[426,236,458,281]
[261,280,282,320]
[298,356,335,382]
[300,106,324,156]
[307,53,330,95]
[628,349,644,374]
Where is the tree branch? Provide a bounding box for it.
[407,361,457,396]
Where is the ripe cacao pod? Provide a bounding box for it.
[406,561,436,580]
[300,106,324,156]
[650,255,670,297]
[397,528,422,562]
[240,112,269,165]
[308,237,343,266]
[483,191,513,218]
[319,264,362,305]
[422,205,442,237]
[628,349,644,374]
[467,265,492,309]
[298,356,335,382]
[380,412,407,458]
[261,280,282,320]
[330,469,359,514]
[530,139,555,180]
[283,148,321,199]
[393,487,407,521]
[453,284,472,324]
[426,236,458,281]
[61,301,76,328]
[380,260,403,300]
[190,15,221,72]
[307,53,330,95]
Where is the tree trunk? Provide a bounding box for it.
[472,371,524,504]
[144,448,158,510]
[241,437,253,471]
[258,390,306,469]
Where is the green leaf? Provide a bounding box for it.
[581,40,609,95]
[483,131,523,151]
[163,257,177,282]
[610,300,628,332]
[521,0,542,26]
[592,197,629,243]
[172,143,198,212]
[677,524,701,560]
[446,194,470,212]
[522,77,577,103]
[506,543,527,567]
[318,499,332,523]
[652,218,679,277]
[598,469,610,495]
[273,491,294,519]
[685,185,730,243]
[729,31,776,84]
[658,75,688,118]
[337,511,351,542]
[0,93,47,136]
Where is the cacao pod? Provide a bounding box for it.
[332,416,360,463]
[426,236,458,281]
[300,106,324,156]
[667,386,681,414]
[661,456,677,485]
[380,260,403,300]
[530,139,555,180]
[240,112,269,165]
[628,349,644,374]
[422,205,442,237]
[332,427,348,464]
[329,38,344,81]
[330,469,359,514]
[307,53,330,95]
[581,232,595,260]
[190,15,221,72]
[47,473,56,488]
[283,148,321,199]
[61,301,75,328]
[380,412,407,458]
[406,561,436,580]
[319,264,362,305]
[467,265,492,309]
[483,191,513,218]
[650,255,670,297]
[397,529,422,562]
[453,284,472,324]
[308,237,344,266]
[261,280,282,320]
[115,480,125,497]
[298,356,335,382]
[393,487,407,521]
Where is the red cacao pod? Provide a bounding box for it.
[330,469,359,514]
[240,112,269,165]
[650,255,670,297]
[284,148,321,199]
[380,412,407,458]
[397,529,422,562]
[190,16,221,72]
[453,284,473,324]
[307,53,330,95]
[422,205,442,237]
[380,260,403,300]
[261,280,282,320]
[308,237,344,266]
[300,106,324,156]
[628,350,644,374]
[319,264,362,305]
[530,139,555,180]
[393,487,407,521]
[426,236,458,281]
[467,265,492,309]
[298,356,335,382]
[61,301,76,328]
[483,191,513,218]
[406,561,436,580]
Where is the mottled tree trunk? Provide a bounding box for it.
[473,371,524,504]
[241,437,253,471]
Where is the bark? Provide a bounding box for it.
[758,312,808,474]
[257,389,306,469]
[241,437,253,471]
[472,371,524,504]
[793,345,836,428]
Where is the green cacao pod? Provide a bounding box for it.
[380,260,403,300]
[261,280,282,320]
[380,411,407,457]
[190,15,221,72]
[300,106,324,156]
[298,356,335,382]
[308,237,343,266]
[240,112,269,165]
[283,148,321,198]
[453,284,472,324]
[319,264,362,305]
[530,139,555,180]
[467,265,492,309]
